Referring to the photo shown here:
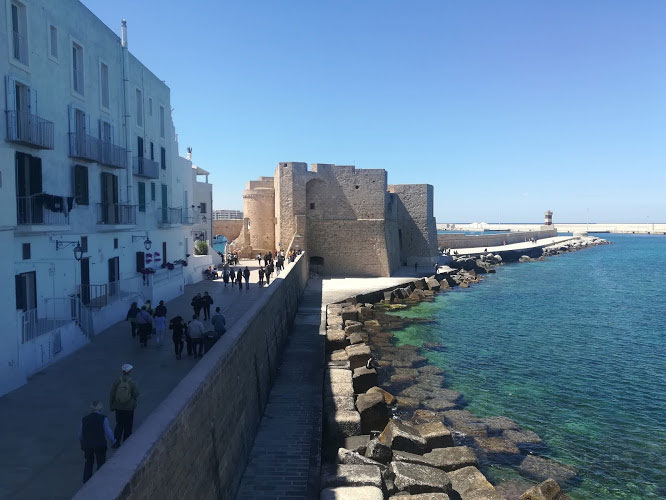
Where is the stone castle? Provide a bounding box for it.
[233,162,438,276]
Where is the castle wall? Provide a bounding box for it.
[242,177,275,254]
[274,162,309,250]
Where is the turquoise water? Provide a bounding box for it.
[391,234,666,499]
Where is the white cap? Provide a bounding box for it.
[121,363,133,373]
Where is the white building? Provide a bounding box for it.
[213,209,243,220]
[0,0,215,396]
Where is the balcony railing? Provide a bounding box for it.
[18,297,79,343]
[16,195,69,225]
[181,208,195,224]
[69,132,100,162]
[158,207,182,226]
[6,110,54,149]
[79,277,140,309]
[133,157,160,179]
[96,202,136,225]
[13,31,28,65]
[99,141,128,169]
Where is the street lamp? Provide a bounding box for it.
[132,234,152,250]
[55,240,83,261]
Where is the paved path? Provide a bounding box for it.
[236,279,324,499]
[0,259,287,500]
[452,235,574,257]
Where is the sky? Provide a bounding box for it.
[82,0,666,223]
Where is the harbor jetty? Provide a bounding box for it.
[439,222,666,235]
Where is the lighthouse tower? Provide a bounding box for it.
[544,210,553,226]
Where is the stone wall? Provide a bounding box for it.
[73,255,309,500]
[389,184,438,267]
[437,229,558,249]
[243,177,276,254]
[212,220,243,241]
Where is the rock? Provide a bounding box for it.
[397,396,421,408]
[364,320,381,332]
[321,486,384,500]
[346,344,373,370]
[356,391,389,434]
[367,386,398,406]
[345,320,364,333]
[425,277,441,291]
[359,306,375,321]
[400,385,431,401]
[331,349,349,362]
[410,289,427,300]
[495,479,539,500]
[419,365,445,376]
[503,429,544,449]
[325,410,361,438]
[481,416,520,434]
[423,400,459,412]
[518,456,577,485]
[389,461,452,494]
[392,449,437,467]
[423,447,478,472]
[353,367,379,394]
[349,332,364,345]
[338,448,387,469]
[384,290,396,302]
[379,420,428,454]
[388,494,450,500]
[519,255,533,263]
[414,422,454,449]
[344,435,371,455]
[519,478,570,500]
[365,438,393,464]
[412,409,444,425]
[341,306,359,322]
[321,464,384,489]
[448,466,504,500]
[473,437,521,462]
[393,287,409,300]
[328,315,344,328]
[326,330,347,352]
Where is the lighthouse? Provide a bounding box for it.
[544,210,553,226]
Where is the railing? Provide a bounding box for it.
[69,132,100,162]
[79,277,140,309]
[13,31,28,64]
[132,157,160,179]
[96,202,136,225]
[99,141,127,168]
[18,297,79,343]
[181,208,195,224]
[16,195,69,225]
[6,110,54,149]
[158,207,182,226]
[142,266,184,287]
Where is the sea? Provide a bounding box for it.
[391,234,666,499]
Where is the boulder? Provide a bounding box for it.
[359,306,375,321]
[344,434,371,455]
[321,486,384,500]
[393,450,437,468]
[320,464,384,489]
[414,422,454,449]
[363,319,381,331]
[423,447,478,472]
[365,438,393,464]
[331,349,349,362]
[388,494,450,500]
[447,466,504,500]
[519,479,570,500]
[353,367,379,394]
[325,410,361,438]
[400,385,431,401]
[341,306,359,322]
[412,409,444,425]
[379,420,428,454]
[419,365,445,376]
[389,461,452,494]
[473,437,521,462]
[412,278,427,290]
[423,400,459,412]
[518,456,577,485]
[495,479,539,500]
[367,386,398,406]
[328,315,345,328]
[503,429,544,449]
[356,391,389,434]
[345,320,364,333]
[410,289,427,300]
[425,277,441,291]
[326,330,347,352]
[439,279,450,289]
[393,287,409,300]
[481,416,520,434]
[337,448,387,469]
[348,332,364,345]
[346,344,372,370]
[396,396,421,408]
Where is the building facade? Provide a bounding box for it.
[213,209,243,220]
[234,162,438,276]
[0,0,213,395]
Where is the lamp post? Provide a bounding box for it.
[55,240,84,261]
[132,234,152,250]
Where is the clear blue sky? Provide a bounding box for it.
[82,0,666,223]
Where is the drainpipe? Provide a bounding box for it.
[121,20,132,203]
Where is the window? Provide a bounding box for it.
[100,62,109,109]
[22,243,30,260]
[49,25,58,60]
[199,202,207,214]
[138,182,146,212]
[113,238,118,249]
[150,142,154,161]
[72,42,84,95]
[136,89,143,126]
[80,236,88,252]
[310,203,315,209]
[159,106,165,138]
[148,98,152,116]
[151,182,156,201]
[11,2,28,65]
[73,164,89,205]
[160,147,166,170]
[15,271,36,311]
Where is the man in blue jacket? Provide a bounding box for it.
[79,400,116,483]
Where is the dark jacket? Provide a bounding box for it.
[154,304,167,317]
[201,295,213,307]
[80,412,107,450]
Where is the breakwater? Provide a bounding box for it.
[320,236,610,499]
[437,229,558,250]
[74,254,308,500]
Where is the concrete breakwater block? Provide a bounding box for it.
[503,429,544,449]
[325,382,354,398]
[326,329,347,352]
[423,447,479,472]
[425,277,441,291]
[344,320,363,333]
[379,420,428,455]
[447,466,504,500]
[341,306,359,322]
[389,461,453,495]
[348,332,364,345]
[325,410,361,438]
[365,438,392,464]
[344,435,371,455]
[346,344,372,370]
[473,436,521,463]
[321,486,384,500]
[356,391,389,434]
[367,386,397,406]
[414,422,454,449]
[388,494,451,500]
[320,464,384,489]
[352,367,378,394]
[337,448,387,470]
[518,455,577,484]
[326,368,352,385]
[325,396,356,412]
[519,478,570,500]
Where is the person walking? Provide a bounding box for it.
[79,400,115,483]
[243,266,250,289]
[223,268,229,287]
[188,315,205,358]
[191,293,203,318]
[169,315,186,359]
[135,306,152,347]
[201,291,214,320]
[109,364,139,448]
[153,300,167,346]
[125,302,139,338]
[257,253,262,266]
[265,264,272,285]
[229,268,235,285]
[236,268,243,290]
[211,307,227,337]
[258,266,265,286]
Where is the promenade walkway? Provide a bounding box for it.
[0,259,280,500]
[453,235,574,257]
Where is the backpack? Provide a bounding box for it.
[115,379,133,405]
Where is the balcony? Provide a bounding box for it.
[69,132,100,162]
[6,111,54,149]
[133,157,159,179]
[99,141,128,169]
[17,195,69,226]
[18,297,79,344]
[181,208,195,224]
[158,207,183,227]
[96,202,136,225]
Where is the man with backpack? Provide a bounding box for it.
[109,364,140,448]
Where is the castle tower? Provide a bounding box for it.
[242,177,276,254]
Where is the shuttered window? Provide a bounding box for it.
[73,164,88,205]
[138,182,146,212]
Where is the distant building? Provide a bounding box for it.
[544,210,553,226]
[213,209,243,220]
